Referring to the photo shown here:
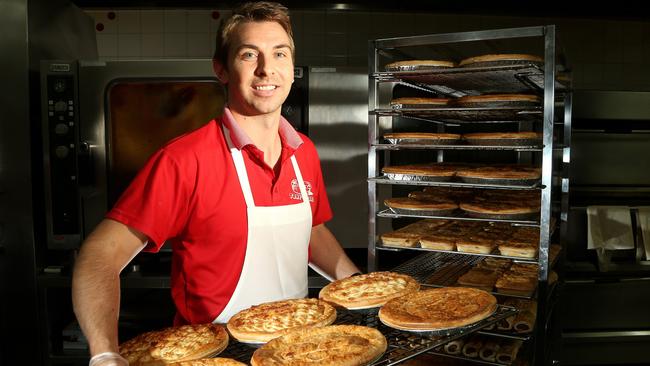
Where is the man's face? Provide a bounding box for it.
[217,21,294,117]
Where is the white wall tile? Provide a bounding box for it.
[164,33,187,57]
[187,10,211,33]
[303,11,326,34]
[141,33,164,58]
[326,11,347,33]
[347,12,371,33]
[141,11,164,33]
[118,34,141,57]
[117,10,141,33]
[187,33,212,58]
[302,33,326,57]
[164,10,187,33]
[96,33,118,57]
[326,33,347,55]
[325,55,347,66]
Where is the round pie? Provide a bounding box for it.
[120,323,229,366]
[250,325,387,366]
[460,200,539,215]
[385,59,455,71]
[455,94,541,106]
[385,197,457,211]
[169,358,246,366]
[456,165,541,180]
[382,164,457,178]
[463,132,542,140]
[227,298,336,343]
[378,287,497,331]
[458,53,543,67]
[390,97,451,106]
[319,271,420,309]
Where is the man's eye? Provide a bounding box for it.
[241,52,256,59]
[275,51,287,58]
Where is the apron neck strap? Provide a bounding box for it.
[221,123,310,207]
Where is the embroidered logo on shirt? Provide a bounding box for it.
[290,179,314,202]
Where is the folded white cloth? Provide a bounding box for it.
[587,206,634,250]
[636,207,650,260]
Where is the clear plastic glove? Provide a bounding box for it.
[89,352,129,366]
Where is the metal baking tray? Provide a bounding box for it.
[374,63,549,94]
[375,143,543,152]
[454,100,540,109]
[386,206,458,217]
[459,59,543,69]
[383,173,454,182]
[384,137,461,145]
[458,177,540,186]
[370,176,541,190]
[385,106,542,122]
[376,208,539,226]
[463,138,542,147]
[385,64,455,72]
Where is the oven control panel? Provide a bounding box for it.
[42,62,81,249]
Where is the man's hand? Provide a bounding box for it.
[89,352,129,366]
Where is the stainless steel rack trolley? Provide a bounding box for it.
[367,26,572,366]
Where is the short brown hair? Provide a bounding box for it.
[213,2,294,67]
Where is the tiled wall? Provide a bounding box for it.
[85,9,650,91]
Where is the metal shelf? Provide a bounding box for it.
[374,143,543,152]
[370,176,541,190]
[373,107,542,122]
[374,63,568,94]
[377,208,539,226]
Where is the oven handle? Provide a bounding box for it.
[78,141,94,185]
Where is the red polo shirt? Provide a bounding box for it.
[106,108,332,324]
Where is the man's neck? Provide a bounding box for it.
[229,109,283,168]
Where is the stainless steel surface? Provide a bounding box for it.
[574,91,650,121]
[377,208,539,226]
[1,1,97,364]
[307,67,368,248]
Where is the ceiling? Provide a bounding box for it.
[73,0,650,22]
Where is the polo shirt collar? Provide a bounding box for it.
[221,107,303,151]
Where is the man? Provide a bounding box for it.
[72,2,361,365]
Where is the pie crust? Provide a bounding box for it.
[168,358,246,366]
[319,271,420,309]
[120,323,229,366]
[390,97,451,106]
[250,325,387,366]
[385,197,457,211]
[456,165,541,180]
[379,287,497,331]
[463,132,542,140]
[226,298,336,343]
[458,53,543,67]
[385,59,455,70]
[455,94,541,105]
[384,132,460,140]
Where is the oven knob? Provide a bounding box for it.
[54,123,69,135]
[54,101,67,112]
[55,145,69,159]
[53,79,66,93]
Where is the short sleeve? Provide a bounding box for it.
[106,149,193,252]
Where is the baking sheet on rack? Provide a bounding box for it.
[463,138,542,147]
[383,173,454,182]
[386,206,458,217]
[385,137,461,145]
[461,210,539,220]
[393,107,542,121]
[457,176,540,186]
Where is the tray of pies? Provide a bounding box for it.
[390,97,452,111]
[454,94,541,108]
[384,132,461,145]
[456,165,541,186]
[385,59,456,72]
[463,132,543,147]
[459,53,543,68]
[382,164,458,182]
[384,197,458,216]
[459,189,540,220]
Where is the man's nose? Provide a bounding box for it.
[255,53,274,77]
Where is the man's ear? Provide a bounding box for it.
[212,60,228,84]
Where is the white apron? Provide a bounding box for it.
[214,125,312,323]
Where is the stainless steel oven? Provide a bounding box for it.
[40,60,308,250]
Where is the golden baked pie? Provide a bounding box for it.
[384,197,457,211]
[120,323,229,366]
[379,287,497,331]
[227,298,336,343]
[169,358,246,366]
[382,164,457,178]
[385,59,455,71]
[390,97,451,107]
[455,94,541,106]
[456,165,541,180]
[460,200,539,215]
[463,132,542,140]
[251,325,387,366]
[319,271,420,309]
[380,231,421,248]
[456,267,500,292]
[458,53,543,67]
